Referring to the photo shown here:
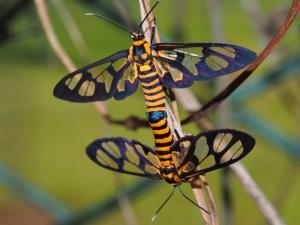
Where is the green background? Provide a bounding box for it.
[0,0,299,224]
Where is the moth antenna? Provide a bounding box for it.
[178,186,210,214]
[85,13,134,35]
[138,0,160,33]
[151,186,175,222]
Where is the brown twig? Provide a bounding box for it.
[190,178,211,224]
[41,0,299,132]
[175,87,286,225]
[138,1,218,224]
[50,0,92,59]
[205,1,233,225]
[231,163,285,225]
[170,0,185,41]
[34,0,109,119]
[113,174,139,225]
[182,0,300,125]
[34,1,138,224]
[98,0,300,131]
[113,0,136,30]
[239,0,267,44]
[171,1,295,216]
[34,0,150,130]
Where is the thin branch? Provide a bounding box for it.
[113,175,139,225]
[37,0,148,130]
[205,1,233,224]
[182,0,300,125]
[113,0,136,30]
[34,0,76,71]
[239,0,267,44]
[73,0,300,144]
[170,0,185,41]
[175,87,286,225]
[202,177,218,225]
[190,178,211,225]
[230,163,285,225]
[34,0,112,124]
[205,0,225,41]
[273,160,299,211]
[50,0,92,59]
[138,1,218,224]
[34,1,138,224]
[173,4,297,216]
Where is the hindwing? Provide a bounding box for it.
[170,129,255,180]
[86,137,161,179]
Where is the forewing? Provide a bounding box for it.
[53,50,139,102]
[86,137,161,179]
[170,129,255,180]
[154,43,257,88]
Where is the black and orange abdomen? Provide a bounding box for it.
[138,63,180,183]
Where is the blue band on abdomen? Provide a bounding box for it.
[146,110,166,123]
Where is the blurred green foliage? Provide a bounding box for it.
[0,0,299,225]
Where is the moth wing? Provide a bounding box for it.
[170,129,255,180]
[153,43,256,88]
[86,137,161,179]
[54,50,139,102]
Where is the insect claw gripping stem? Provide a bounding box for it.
[151,25,156,45]
[150,17,157,45]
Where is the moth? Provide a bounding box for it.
[86,129,255,218]
[53,3,256,105]
[86,129,255,185]
[54,2,256,218]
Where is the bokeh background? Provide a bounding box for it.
[1,0,299,225]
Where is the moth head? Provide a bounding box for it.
[131,32,145,41]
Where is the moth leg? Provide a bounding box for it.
[150,18,156,45]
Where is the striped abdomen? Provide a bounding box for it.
[138,63,181,184]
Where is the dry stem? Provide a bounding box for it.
[34,1,137,224]
[182,0,300,124]
[34,0,108,118]
[138,1,218,224]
